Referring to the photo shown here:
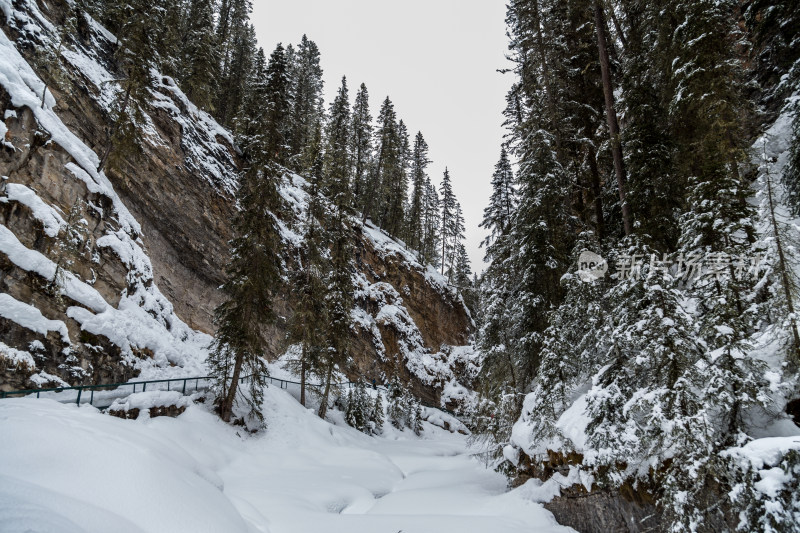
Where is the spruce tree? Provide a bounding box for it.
[286,155,329,407]
[208,158,283,424]
[439,168,456,275]
[262,43,293,167]
[213,0,256,127]
[480,147,516,252]
[288,35,325,172]
[408,131,431,251]
[178,0,219,111]
[350,83,374,216]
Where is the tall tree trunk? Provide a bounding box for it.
[605,0,628,50]
[220,350,244,422]
[532,0,561,152]
[593,0,632,236]
[587,144,605,241]
[300,348,307,407]
[766,168,800,360]
[317,361,334,419]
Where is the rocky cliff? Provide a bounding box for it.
[0,0,476,404]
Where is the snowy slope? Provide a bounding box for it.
[0,390,573,533]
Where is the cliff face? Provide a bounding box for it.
[0,0,476,402]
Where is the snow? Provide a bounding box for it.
[0,223,108,312]
[0,390,574,533]
[108,390,190,412]
[724,436,800,471]
[0,293,69,343]
[28,371,68,387]
[1,183,66,237]
[0,341,36,370]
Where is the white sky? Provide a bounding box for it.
[251,0,512,273]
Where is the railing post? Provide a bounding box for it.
[76,387,82,405]
[90,390,94,406]
[143,382,147,392]
[182,379,186,394]
[167,381,170,391]
[133,383,136,393]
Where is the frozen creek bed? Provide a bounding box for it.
[0,386,573,533]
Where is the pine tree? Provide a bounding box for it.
[345,389,356,427]
[178,0,219,111]
[412,402,424,436]
[408,131,431,251]
[784,104,800,214]
[445,202,466,282]
[208,158,284,424]
[439,168,456,275]
[322,77,352,205]
[350,83,373,217]
[480,147,516,253]
[213,0,256,127]
[760,144,800,363]
[368,97,406,237]
[286,155,329,407]
[584,240,711,526]
[317,108,356,419]
[420,178,441,268]
[618,0,682,250]
[262,43,293,166]
[288,35,324,172]
[233,48,268,158]
[371,392,385,435]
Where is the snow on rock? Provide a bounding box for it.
[724,436,800,471]
[150,76,238,196]
[0,293,69,343]
[0,183,66,237]
[0,0,214,384]
[353,270,477,393]
[423,406,469,434]
[0,16,139,235]
[108,390,190,413]
[0,341,36,370]
[28,371,68,387]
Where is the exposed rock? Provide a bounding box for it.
[108,404,186,420]
[788,398,800,427]
[0,0,474,403]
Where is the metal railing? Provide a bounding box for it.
[0,374,390,408]
[0,374,463,420]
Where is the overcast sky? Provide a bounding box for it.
[251,0,512,273]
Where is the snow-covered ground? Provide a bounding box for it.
[0,386,572,533]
